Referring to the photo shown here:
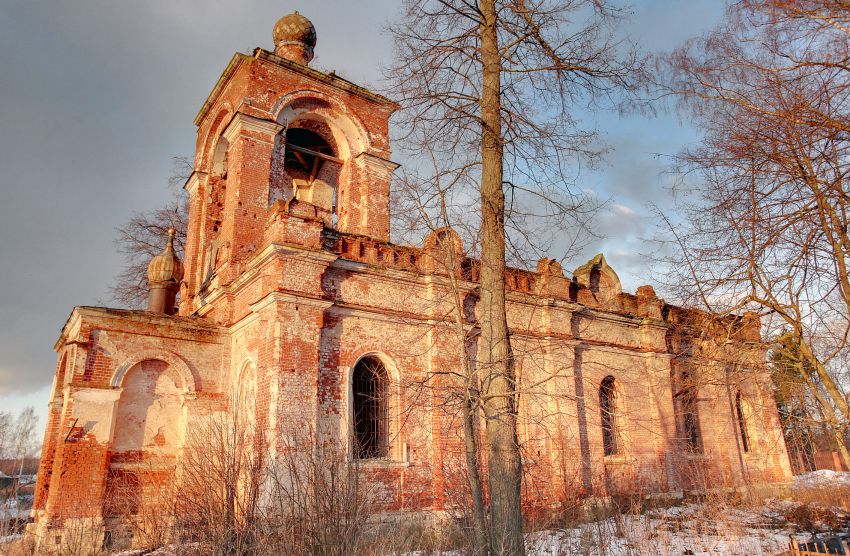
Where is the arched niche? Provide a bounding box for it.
[197,107,233,174]
[112,350,196,393]
[112,359,184,455]
[54,351,70,395]
[233,361,258,429]
[197,134,230,288]
[211,136,229,178]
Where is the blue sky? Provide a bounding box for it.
[0,1,723,428]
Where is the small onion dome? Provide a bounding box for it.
[147,228,184,286]
[273,11,316,64]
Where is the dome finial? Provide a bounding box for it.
[273,11,317,65]
[147,228,184,315]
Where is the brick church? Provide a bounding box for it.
[29,11,792,551]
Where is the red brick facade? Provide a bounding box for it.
[29,14,793,552]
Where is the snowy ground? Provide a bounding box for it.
[0,496,32,522]
[521,502,805,556]
[5,471,850,555]
[793,469,850,490]
[414,471,850,556]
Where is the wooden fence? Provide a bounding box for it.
[782,536,850,555]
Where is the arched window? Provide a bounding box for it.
[735,391,750,453]
[600,376,622,456]
[211,136,229,178]
[283,127,335,180]
[676,370,702,453]
[352,356,389,459]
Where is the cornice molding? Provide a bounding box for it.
[249,291,334,314]
[222,112,283,144]
[354,151,400,172]
[184,171,209,195]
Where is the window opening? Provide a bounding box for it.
[284,128,341,182]
[600,376,621,456]
[352,357,389,459]
[677,371,702,452]
[736,391,750,453]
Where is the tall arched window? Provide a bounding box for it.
[735,391,750,453]
[352,356,389,459]
[676,370,703,453]
[600,376,622,456]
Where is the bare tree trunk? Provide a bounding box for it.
[479,1,524,554]
[444,227,489,555]
[797,338,850,423]
[796,359,850,469]
[462,390,489,556]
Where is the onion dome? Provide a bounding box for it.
[147,228,184,286]
[273,11,316,64]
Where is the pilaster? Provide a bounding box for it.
[350,152,398,241]
[218,112,283,281]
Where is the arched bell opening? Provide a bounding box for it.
[270,118,343,225]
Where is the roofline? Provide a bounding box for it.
[194,52,250,126]
[54,306,220,351]
[194,48,399,127]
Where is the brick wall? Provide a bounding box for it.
[30,36,794,552]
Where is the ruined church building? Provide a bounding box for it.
[30,12,792,550]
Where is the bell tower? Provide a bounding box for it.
[179,12,398,316]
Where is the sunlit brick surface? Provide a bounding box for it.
[29,40,792,552]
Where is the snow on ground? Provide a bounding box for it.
[523,506,800,556]
[0,533,23,545]
[793,470,850,490]
[403,497,846,556]
[9,475,850,555]
[0,497,32,522]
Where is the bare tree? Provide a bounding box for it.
[0,412,11,462]
[386,1,644,553]
[0,408,38,541]
[264,427,374,556]
[176,408,267,556]
[656,0,850,467]
[110,156,192,308]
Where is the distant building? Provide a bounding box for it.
[29,12,792,552]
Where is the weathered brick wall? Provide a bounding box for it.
[29,309,226,552]
[30,32,794,552]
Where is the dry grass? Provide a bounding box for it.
[792,483,850,512]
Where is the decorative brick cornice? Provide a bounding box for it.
[249,290,334,314]
[222,112,283,144]
[183,171,208,195]
[354,151,400,172]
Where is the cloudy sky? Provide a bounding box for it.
[0,1,723,426]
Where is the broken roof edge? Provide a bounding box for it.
[194,49,399,127]
[194,52,250,126]
[53,305,220,352]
